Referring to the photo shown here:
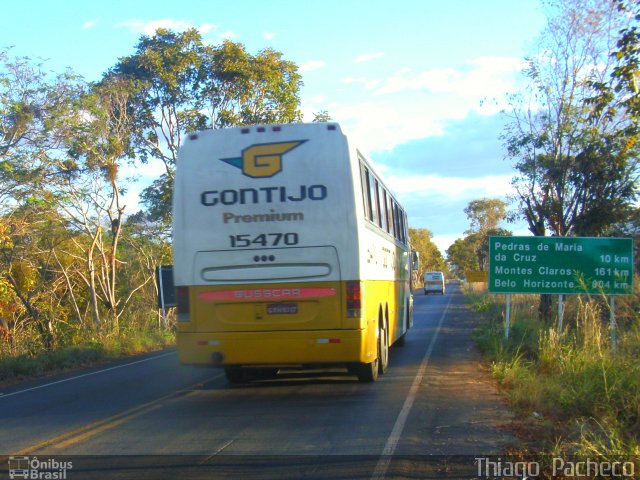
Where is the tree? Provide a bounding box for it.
[59,75,141,331]
[0,46,189,355]
[446,238,479,279]
[199,40,302,128]
[588,1,640,240]
[503,0,638,238]
[604,0,640,266]
[312,110,332,122]
[1,50,81,209]
[0,50,85,348]
[502,0,638,320]
[113,29,205,176]
[113,30,303,227]
[409,228,446,283]
[235,47,302,125]
[447,197,511,278]
[461,198,510,271]
[464,198,508,237]
[590,1,640,133]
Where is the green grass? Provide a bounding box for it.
[466,283,640,464]
[0,328,175,385]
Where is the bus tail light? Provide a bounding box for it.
[176,286,190,322]
[346,281,361,318]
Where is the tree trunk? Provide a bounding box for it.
[87,227,102,330]
[8,275,54,350]
[538,294,553,323]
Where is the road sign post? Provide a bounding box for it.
[505,294,511,340]
[558,294,564,333]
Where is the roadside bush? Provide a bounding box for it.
[0,324,175,385]
[466,278,640,462]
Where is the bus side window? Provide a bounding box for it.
[374,178,383,228]
[387,195,396,237]
[398,207,406,244]
[359,163,372,221]
[403,211,409,244]
[391,200,399,239]
[368,170,378,226]
[382,189,390,233]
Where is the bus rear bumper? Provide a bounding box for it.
[177,329,372,367]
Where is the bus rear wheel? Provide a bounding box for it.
[395,299,411,347]
[353,320,386,382]
[353,356,379,382]
[378,319,389,374]
[224,366,247,384]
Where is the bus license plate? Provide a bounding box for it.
[267,303,298,315]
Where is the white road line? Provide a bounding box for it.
[0,350,176,400]
[371,294,453,480]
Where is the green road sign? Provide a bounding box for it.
[488,236,634,295]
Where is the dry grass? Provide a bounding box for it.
[468,279,640,464]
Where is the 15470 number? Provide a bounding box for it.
[229,233,299,248]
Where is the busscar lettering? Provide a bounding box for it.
[201,185,327,206]
[234,288,301,299]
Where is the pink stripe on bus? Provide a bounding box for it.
[199,287,337,301]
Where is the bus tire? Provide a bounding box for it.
[254,367,279,379]
[353,324,382,382]
[353,357,379,382]
[395,300,410,347]
[378,317,389,375]
[224,366,247,385]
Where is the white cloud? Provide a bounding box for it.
[299,60,326,72]
[199,23,218,34]
[300,96,328,119]
[342,76,382,90]
[318,56,524,152]
[218,30,236,40]
[432,233,462,254]
[82,20,98,30]
[354,52,384,64]
[263,32,275,41]
[115,19,219,36]
[386,173,514,199]
[339,57,521,100]
[329,101,446,153]
[391,173,517,254]
[373,56,522,98]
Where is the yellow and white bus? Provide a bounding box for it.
[172,123,417,383]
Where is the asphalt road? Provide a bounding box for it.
[0,283,518,479]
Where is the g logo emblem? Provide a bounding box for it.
[221,141,307,178]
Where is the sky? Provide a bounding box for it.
[2,0,547,253]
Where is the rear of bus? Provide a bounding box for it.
[172,123,372,379]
